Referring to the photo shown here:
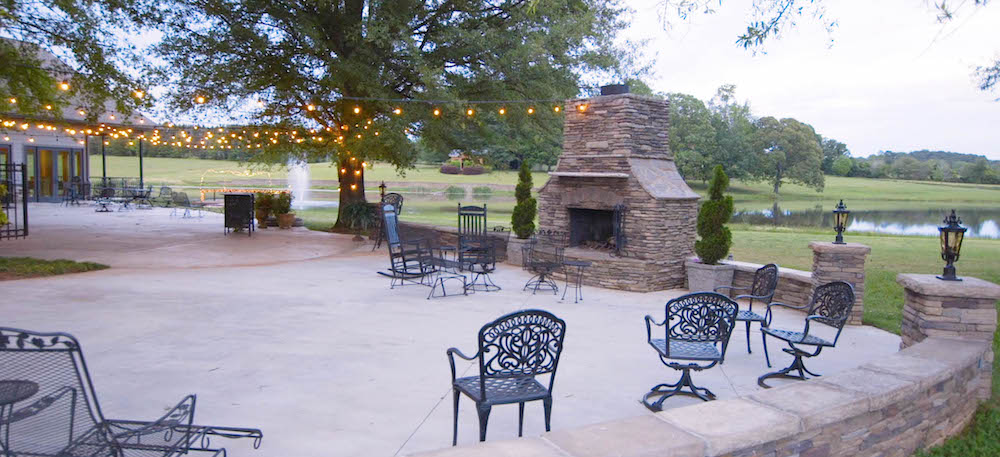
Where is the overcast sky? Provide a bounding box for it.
[622,0,1000,159]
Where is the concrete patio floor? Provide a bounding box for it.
[0,204,900,456]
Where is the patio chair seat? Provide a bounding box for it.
[453,376,549,404]
[738,309,765,322]
[761,328,833,347]
[649,339,722,361]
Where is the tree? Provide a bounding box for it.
[961,158,999,184]
[667,93,718,182]
[154,0,632,226]
[831,156,853,176]
[694,165,733,265]
[707,85,756,180]
[511,161,537,239]
[0,0,153,117]
[751,116,824,194]
[818,136,850,174]
[656,1,997,96]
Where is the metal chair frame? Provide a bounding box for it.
[757,281,855,388]
[643,292,738,409]
[714,264,779,354]
[447,310,566,445]
[0,327,261,457]
[376,203,440,289]
[522,231,566,295]
[457,203,487,267]
[372,193,404,251]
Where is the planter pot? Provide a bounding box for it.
[685,260,735,292]
[255,210,270,228]
[506,237,532,266]
[277,213,295,229]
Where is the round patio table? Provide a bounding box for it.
[0,380,39,454]
[562,260,592,303]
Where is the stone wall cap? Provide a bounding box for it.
[897,273,1000,299]
[723,260,812,281]
[808,241,872,254]
[816,367,919,411]
[657,398,800,455]
[404,437,564,457]
[545,415,705,457]
[748,381,869,430]
[897,337,990,368]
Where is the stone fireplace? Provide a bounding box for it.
[537,87,699,291]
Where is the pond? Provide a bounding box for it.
[732,205,1000,239]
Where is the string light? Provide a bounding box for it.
[256,100,265,108]
[353,106,361,114]
[527,107,535,114]
[307,104,316,111]
[554,106,561,112]
[433,108,441,116]
[466,108,475,116]
[498,108,506,115]
[59,82,70,91]
[8,98,15,104]
[393,108,402,115]
[44,105,52,110]
[577,104,588,112]
[78,109,86,116]
[134,90,144,98]
[195,96,206,104]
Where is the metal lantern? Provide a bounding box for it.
[378,181,387,200]
[937,209,967,281]
[832,200,850,245]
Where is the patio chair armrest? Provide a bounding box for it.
[713,285,747,295]
[764,302,808,326]
[446,347,480,382]
[644,315,666,344]
[109,394,197,444]
[1,386,76,426]
[802,314,829,339]
[734,293,773,302]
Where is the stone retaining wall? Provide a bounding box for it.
[727,260,813,307]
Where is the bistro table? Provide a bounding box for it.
[0,380,39,454]
[562,259,592,303]
[426,256,471,299]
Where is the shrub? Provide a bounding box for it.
[445,185,466,200]
[694,165,733,265]
[254,192,273,214]
[273,192,293,215]
[340,202,377,232]
[511,162,537,239]
[440,165,461,174]
[472,186,493,200]
[461,166,486,175]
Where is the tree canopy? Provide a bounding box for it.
[751,116,824,194]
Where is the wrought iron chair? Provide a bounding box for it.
[0,327,262,457]
[170,192,204,219]
[447,310,566,445]
[714,264,778,354]
[94,187,115,213]
[464,240,500,292]
[757,281,855,388]
[643,292,738,409]
[457,203,487,266]
[522,231,565,295]
[376,203,439,289]
[155,186,174,207]
[372,192,404,251]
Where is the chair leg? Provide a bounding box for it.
[452,389,460,446]
[477,404,492,442]
[642,367,716,411]
[518,402,525,437]
[757,346,824,388]
[762,332,772,368]
[542,397,552,432]
[745,320,752,354]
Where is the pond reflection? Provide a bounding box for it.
[732,204,1000,239]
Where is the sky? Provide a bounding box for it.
[621,0,1000,159]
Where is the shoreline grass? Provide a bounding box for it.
[0,257,108,280]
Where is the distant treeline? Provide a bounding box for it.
[831,150,1000,185]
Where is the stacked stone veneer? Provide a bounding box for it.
[728,261,812,307]
[810,242,871,325]
[537,93,699,292]
[411,276,1000,457]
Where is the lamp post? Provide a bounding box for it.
[378,181,387,201]
[937,210,967,281]
[833,200,850,245]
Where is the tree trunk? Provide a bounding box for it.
[773,165,783,195]
[334,157,366,228]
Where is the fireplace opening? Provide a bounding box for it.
[569,208,615,248]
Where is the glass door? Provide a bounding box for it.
[26,147,85,201]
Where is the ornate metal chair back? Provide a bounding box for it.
[752,264,779,300]
[664,293,738,359]
[476,310,566,401]
[0,328,113,456]
[806,281,855,344]
[382,192,404,214]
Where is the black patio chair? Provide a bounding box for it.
[457,203,487,267]
[643,292,738,409]
[447,310,566,445]
[372,192,404,251]
[376,203,438,289]
[94,187,115,213]
[155,186,174,207]
[0,327,261,457]
[522,231,565,295]
[757,281,855,388]
[170,192,204,219]
[464,239,500,292]
[714,264,778,354]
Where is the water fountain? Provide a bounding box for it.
[287,159,338,209]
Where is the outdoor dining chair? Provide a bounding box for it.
[446,309,566,445]
[714,263,779,354]
[0,327,262,457]
[643,292,738,409]
[522,230,566,295]
[757,281,855,388]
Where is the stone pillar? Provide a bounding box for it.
[897,274,1000,399]
[810,242,871,325]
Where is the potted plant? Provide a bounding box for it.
[686,165,735,292]
[254,192,273,228]
[273,192,295,229]
[341,201,377,241]
[507,161,537,265]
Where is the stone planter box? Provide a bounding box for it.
[506,237,531,267]
[685,259,734,292]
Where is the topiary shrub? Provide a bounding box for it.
[694,165,733,265]
[440,165,461,174]
[511,161,537,239]
[444,185,466,200]
[461,166,485,175]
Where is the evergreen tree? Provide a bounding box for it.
[511,162,537,239]
[694,165,733,265]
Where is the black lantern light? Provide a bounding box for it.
[832,200,850,245]
[378,181,387,201]
[937,209,967,281]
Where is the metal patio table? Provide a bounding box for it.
[562,260,591,303]
[0,380,39,454]
[427,256,471,299]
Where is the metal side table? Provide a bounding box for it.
[562,260,591,303]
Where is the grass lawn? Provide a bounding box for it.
[0,257,108,280]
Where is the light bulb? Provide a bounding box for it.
[433,108,440,116]
[353,106,361,114]
[499,108,506,115]
[527,107,535,114]
[59,82,70,91]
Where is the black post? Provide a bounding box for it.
[101,134,107,187]
[21,163,28,236]
[138,138,144,188]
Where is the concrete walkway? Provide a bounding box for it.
[0,204,900,456]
